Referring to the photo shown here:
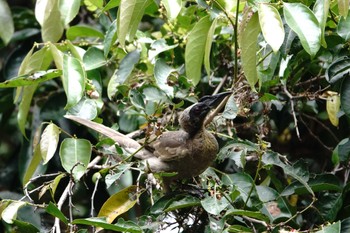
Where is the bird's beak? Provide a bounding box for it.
[199,91,232,109]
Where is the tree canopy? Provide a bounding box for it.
[1,0,350,232]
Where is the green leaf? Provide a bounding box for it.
[59,138,92,181]
[35,0,64,42]
[117,0,153,47]
[107,50,140,99]
[62,54,86,109]
[201,195,229,215]
[262,152,314,196]
[1,201,26,224]
[225,209,269,222]
[67,97,98,120]
[102,0,121,12]
[66,25,104,40]
[325,58,350,83]
[0,69,62,88]
[337,13,350,41]
[154,59,174,97]
[341,76,350,117]
[165,196,200,212]
[59,0,80,26]
[83,47,107,70]
[222,95,238,120]
[22,145,42,186]
[316,221,341,233]
[204,17,218,77]
[338,0,349,18]
[129,89,145,109]
[18,46,53,75]
[40,123,61,164]
[97,185,139,223]
[73,217,142,233]
[315,193,343,222]
[162,0,182,20]
[11,220,40,233]
[49,173,66,197]
[258,3,285,53]
[240,12,261,90]
[105,164,132,188]
[185,15,212,86]
[104,19,118,57]
[332,138,350,165]
[313,0,330,47]
[283,2,321,57]
[49,43,64,69]
[46,202,68,225]
[17,84,38,137]
[0,0,14,45]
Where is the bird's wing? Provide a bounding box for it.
[149,131,191,161]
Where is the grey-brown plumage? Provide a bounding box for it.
[135,92,232,182]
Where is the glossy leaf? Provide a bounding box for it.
[338,0,349,18]
[325,57,350,83]
[0,0,14,45]
[66,25,104,40]
[240,12,261,89]
[0,70,62,88]
[326,93,341,127]
[97,185,139,223]
[201,195,229,215]
[17,84,38,137]
[1,201,26,224]
[148,39,178,62]
[59,0,80,26]
[59,138,92,181]
[332,138,350,165]
[35,0,64,42]
[73,217,142,232]
[129,89,145,109]
[104,19,118,57]
[49,43,64,69]
[67,97,98,120]
[258,3,285,53]
[315,192,343,222]
[162,0,182,20]
[107,50,140,99]
[185,15,212,86]
[62,54,86,109]
[341,75,350,117]
[40,123,61,164]
[284,2,321,57]
[22,145,42,186]
[83,47,107,70]
[204,17,218,77]
[154,59,174,97]
[46,202,68,225]
[313,0,330,47]
[337,14,350,41]
[117,0,153,47]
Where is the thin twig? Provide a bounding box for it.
[283,85,301,140]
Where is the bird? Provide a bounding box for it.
[135,91,232,183]
[65,91,231,188]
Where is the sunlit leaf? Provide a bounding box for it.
[338,14,350,42]
[258,3,284,53]
[67,97,98,120]
[185,15,212,86]
[154,59,174,97]
[40,123,61,164]
[0,70,62,88]
[59,138,92,181]
[162,0,182,20]
[66,25,104,40]
[201,195,229,215]
[148,39,178,62]
[240,12,260,90]
[62,54,86,109]
[204,17,218,77]
[49,43,64,69]
[117,0,153,47]
[313,0,330,47]
[104,19,118,57]
[97,185,139,223]
[338,0,349,18]
[284,2,321,57]
[1,201,26,224]
[0,0,14,45]
[59,0,80,26]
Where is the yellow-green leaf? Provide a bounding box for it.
[258,3,284,53]
[97,185,139,223]
[240,12,261,90]
[338,0,349,18]
[185,15,212,86]
[204,17,218,77]
[40,123,61,164]
[327,94,340,127]
[0,0,14,45]
[162,0,182,20]
[22,144,42,186]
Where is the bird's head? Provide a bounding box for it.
[179,91,232,135]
